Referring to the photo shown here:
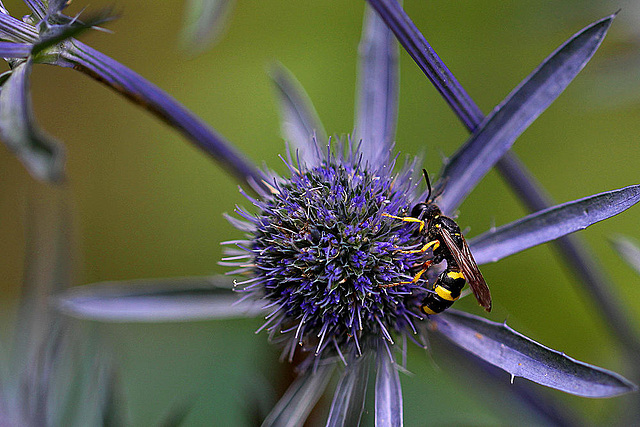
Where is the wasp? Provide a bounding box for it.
[383,169,492,315]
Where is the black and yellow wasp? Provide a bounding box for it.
[383,170,492,315]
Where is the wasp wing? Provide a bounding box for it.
[440,228,492,312]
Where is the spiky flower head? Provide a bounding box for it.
[226,143,431,362]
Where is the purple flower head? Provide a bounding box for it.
[226,143,426,361]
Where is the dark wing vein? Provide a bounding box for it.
[440,228,492,311]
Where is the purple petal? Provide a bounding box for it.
[0,41,31,57]
[354,4,399,167]
[61,41,263,189]
[375,347,403,427]
[611,235,640,276]
[262,364,334,427]
[269,63,326,167]
[432,310,637,398]
[326,355,371,427]
[365,0,483,131]
[470,185,640,265]
[0,60,65,181]
[56,276,265,322]
[181,0,234,53]
[436,14,615,214]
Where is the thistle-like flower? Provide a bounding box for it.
[3,0,639,425]
[227,144,427,363]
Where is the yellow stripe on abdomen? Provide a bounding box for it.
[435,285,459,301]
[446,271,464,280]
[422,305,438,315]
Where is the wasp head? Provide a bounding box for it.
[411,202,441,224]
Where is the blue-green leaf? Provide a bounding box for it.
[431,310,637,398]
[262,364,334,427]
[326,355,371,427]
[375,347,403,426]
[56,276,264,322]
[470,185,640,265]
[436,14,615,214]
[270,63,326,167]
[0,60,64,181]
[354,4,399,167]
[31,8,115,57]
[0,41,31,57]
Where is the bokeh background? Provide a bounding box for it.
[1,0,640,424]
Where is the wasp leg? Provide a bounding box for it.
[381,260,432,288]
[382,213,426,233]
[401,239,440,254]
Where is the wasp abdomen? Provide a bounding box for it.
[421,269,465,315]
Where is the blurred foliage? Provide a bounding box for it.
[1,0,640,424]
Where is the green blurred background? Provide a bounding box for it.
[2,0,640,424]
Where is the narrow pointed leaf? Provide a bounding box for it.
[0,60,64,181]
[365,0,483,131]
[436,14,615,214]
[24,0,47,19]
[262,364,334,427]
[375,348,403,427]
[269,63,326,166]
[432,310,637,397]
[326,355,371,427]
[56,276,265,322]
[0,41,31,57]
[470,185,640,265]
[354,4,399,167]
[611,235,640,276]
[181,0,234,53]
[0,10,39,43]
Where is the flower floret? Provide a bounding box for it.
[227,153,430,360]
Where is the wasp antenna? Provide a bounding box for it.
[422,169,432,202]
